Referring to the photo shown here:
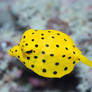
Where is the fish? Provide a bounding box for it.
[8,29,92,78]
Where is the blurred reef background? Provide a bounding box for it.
[0,0,92,92]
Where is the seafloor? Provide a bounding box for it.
[0,0,92,92]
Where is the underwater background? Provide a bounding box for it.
[0,0,92,92]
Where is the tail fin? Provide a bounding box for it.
[80,55,92,68]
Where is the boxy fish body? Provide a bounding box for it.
[8,29,92,78]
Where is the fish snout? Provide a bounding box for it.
[8,49,14,56]
[8,45,19,57]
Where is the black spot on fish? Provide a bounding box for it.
[23,62,25,64]
[48,31,51,33]
[32,32,34,34]
[31,39,34,41]
[64,67,68,70]
[31,65,34,68]
[41,37,44,39]
[65,47,68,50]
[62,55,65,57]
[35,44,38,47]
[73,61,76,64]
[33,50,35,53]
[41,33,44,36]
[57,33,60,35]
[73,51,75,54]
[78,58,80,60]
[23,36,26,38]
[18,56,20,58]
[53,71,57,75]
[42,69,46,72]
[34,56,38,59]
[15,50,17,52]
[64,39,67,41]
[56,44,59,48]
[68,56,71,59]
[42,59,46,63]
[51,36,55,38]
[73,45,75,48]
[50,54,54,56]
[25,43,28,46]
[27,57,30,60]
[21,49,23,51]
[55,62,59,65]
[42,51,45,54]
[46,44,49,47]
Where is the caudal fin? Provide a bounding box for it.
[79,55,92,68]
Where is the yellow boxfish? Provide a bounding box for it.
[8,29,92,78]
